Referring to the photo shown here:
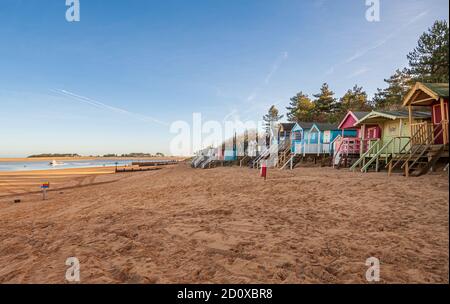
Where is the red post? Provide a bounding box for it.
[260,162,267,180]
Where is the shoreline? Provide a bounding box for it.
[0,156,187,163]
[0,157,186,174]
[0,164,175,197]
[0,166,118,176]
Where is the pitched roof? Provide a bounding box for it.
[403,82,449,106]
[314,122,339,131]
[279,123,296,132]
[337,111,371,129]
[356,110,431,124]
[422,83,449,98]
[296,122,315,130]
[352,111,371,120]
[376,110,431,119]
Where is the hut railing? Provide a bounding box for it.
[337,137,361,154]
[360,136,410,173]
[332,137,362,168]
[411,122,434,145]
[386,122,429,172]
[442,120,449,145]
[350,139,381,171]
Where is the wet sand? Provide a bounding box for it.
[0,167,122,197]
[0,165,448,283]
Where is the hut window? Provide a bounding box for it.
[389,126,397,133]
[293,131,302,140]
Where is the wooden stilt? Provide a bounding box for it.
[388,162,392,176]
[405,162,409,178]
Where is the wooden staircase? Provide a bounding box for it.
[278,143,292,168]
[280,154,303,170]
[387,120,449,177]
[389,144,447,176]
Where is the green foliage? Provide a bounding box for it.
[102,154,118,157]
[263,105,283,132]
[407,20,449,83]
[371,20,448,110]
[339,85,372,113]
[312,83,340,123]
[28,153,80,158]
[372,68,413,110]
[286,92,315,122]
[269,20,447,128]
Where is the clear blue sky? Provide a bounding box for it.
[0,0,448,156]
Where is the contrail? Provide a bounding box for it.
[51,89,169,126]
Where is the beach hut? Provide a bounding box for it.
[252,126,291,169]
[276,123,295,166]
[280,122,356,169]
[350,110,431,173]
[192,147,217,168]
[403,83,449,145]
[314,122,357,154]
[278,123,296,142]
[291,122,356,156]
[333,111,371,167]
[385,83,449,176]
[290,122,314,155]
[223,133,238,162]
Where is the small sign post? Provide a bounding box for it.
[260,162,267,181]
[41,182,50,200]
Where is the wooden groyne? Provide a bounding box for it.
[115,167,163,173]
[131,161,178,167]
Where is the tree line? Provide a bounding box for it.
[263,20,449,126]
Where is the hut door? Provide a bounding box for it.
[367,127,378,139]
[433,103,448,145]
[433,104,446,144]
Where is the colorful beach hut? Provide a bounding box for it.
[333,111,371,167]
[290,122,314,155]
[402,83,449,145]
[350,110,432,172]
[278,123,296,142]
[385,83,449,176]
[291,122,356,156]
[315,122,357,154]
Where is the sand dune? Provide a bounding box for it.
[0,165,448,283]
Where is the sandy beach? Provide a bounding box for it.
[0,164,447,283]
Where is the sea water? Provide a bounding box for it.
[0,159,169,172]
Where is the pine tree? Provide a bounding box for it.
[407,20,449,83]
[286,92,315,122]
[371,88,386,109]
[372,69,412,110]
[263,105,283,134]
[339,85,371,114]
[312,83,339,123]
